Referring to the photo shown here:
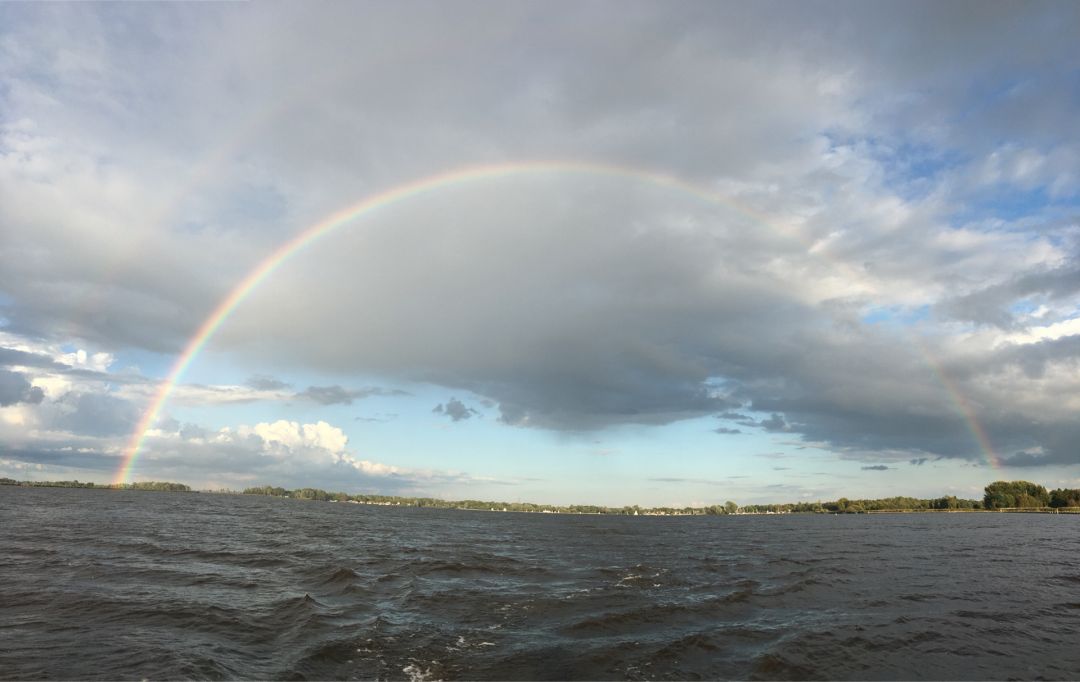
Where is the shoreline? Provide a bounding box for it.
[5,479,1080,517]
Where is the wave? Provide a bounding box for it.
[5,488,1080,681]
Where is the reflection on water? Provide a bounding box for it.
[2,486,1079,680]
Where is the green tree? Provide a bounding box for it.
[1049,488,1080,508]
[983,481,1049,509]
[932,496,960,510]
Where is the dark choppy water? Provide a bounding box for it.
[3,487,1080,680]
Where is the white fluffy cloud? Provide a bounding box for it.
[137,417,446,491]
[241,419,404,478]
[240,420,348,456]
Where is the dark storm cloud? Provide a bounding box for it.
[487,367,740,431]
[0,369,44,406]
[433,398,479,422]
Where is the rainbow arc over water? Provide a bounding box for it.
[113,160,1001,484]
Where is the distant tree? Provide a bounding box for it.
[724,501,738,514]
[1049,488,1080,508]
[119,481,191,492]
[983,481,1049,509]
[932,496,961,510]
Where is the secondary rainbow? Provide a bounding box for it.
[114,159,1002,483]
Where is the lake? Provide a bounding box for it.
[2,486,1079,680]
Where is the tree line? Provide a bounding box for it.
[5,477,1079,514]
[739,494,985,514]
[241,480,1080,515]
[241,485,736,515]
[983,480,1080,509]
[740,481,1080,514]
[0,478,191,492]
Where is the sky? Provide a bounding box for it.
[1,1,1079,506]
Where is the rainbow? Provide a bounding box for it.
[114,159,1002,483]
[912,337,1003,469]
[114,160,779,484]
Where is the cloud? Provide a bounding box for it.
[433,397,479,422]
[861,465,891,471]
[0,445,117,473]
[717,412,750,421]
[759,414,789,432]
[1,2,1079,473]
[649,477,725,486]
[0,414,475,494]
[245,374,291,391]
[0,347,67,371]
[997,444,1080,468]
[228,420,409,477]
[297,385,357,406]
[756,452,793,460]
[910,457,929,466]
[242,419,348,455]
[937,260,1080,330]
[159,381,410,409]
[0,342,136,386]
[713,427,743,435]
[354,413,397,423]
[142,418,474,491]
[47,391,138,437]
[296,385,409,405]
[0,369,44,406]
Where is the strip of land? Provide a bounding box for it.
[4,477,1079,516]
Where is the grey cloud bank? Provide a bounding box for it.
[1,0,1078,486]
[0,369,44,406]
